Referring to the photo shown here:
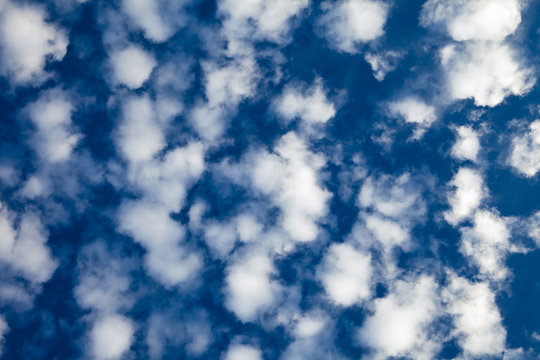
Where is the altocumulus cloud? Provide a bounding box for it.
[0,0,540,359]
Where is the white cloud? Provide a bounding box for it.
[358,173,425,221]
[26,89,81,163]
[74,241,134,314]
[294,314,326,339]
[91,314,134,360]
[443,274,506,357]
[219,0,309,44]
[527,211,540,247]
[121,0,184,43]
[191,58,257,140]
[364,51,404,81]
[117,95,165,164]
[0,204,58,284]
[224,344,263,360]
[460,210,510,280]
[357,276,440,359]
[451,125,480,162]
[0,315,7,356]
[118,200,201,286]
[319,0,389,53]
[251,132,331,242]
[444,167,486,225]
[0,2,68,85]
[319,242,371,306]
[110,45,156,89]
[509,119,540,177]
[203,221,237,258]
[388,97,436,138]
[364,214,409,250]
[224,251,282,322]
[440,42,534,107]
[274,80,336,125]
[421,0,522,42]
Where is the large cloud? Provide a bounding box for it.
[0,2,68,86]
[440,41,534,107]
[421,0,522,42]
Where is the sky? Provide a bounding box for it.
[0,0,540,359]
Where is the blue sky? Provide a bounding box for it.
[0,0,540,359]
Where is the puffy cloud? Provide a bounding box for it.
[319,243,372,306]
[121,0,187,43]
[319,0,389,53]
[219,0,309,44]
[0,204,57,284]
[358,173,425,220]
[388,97,436,138]
[117,95,165,164]
[421,0,522,42]
[223,343,263,360]
[110,45,156,89]
[451,125,480,162]
[357,276,440,359]
[443,274,506,357]
[0,2,68,86]
[509,119,540,177]
[224,251,282,322]
[440,42,534,107]
[26,89,81,163]
[251,132,331,242]
[460,210,510,280]
[444,167,486,225]
[118,200,201,286]
[364,50,404,81]
[274,80,336,125]
[191,58,257,140]
[91,314,134,360]
[74,241,134,314]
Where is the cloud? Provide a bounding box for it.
[110,44,156,89]
[509,119,540,177]
[319,242,372,306]
[146,309,213,359]
[451,126,480,162]
[388,97,437,138]
[224,250,282,322]
[443,273,506,357]
[25,88,81,163]
[364,51,404,81]
[444,167,486,225]
[0,204,57,284]
[0,315,7,356]
[118,200,201,286]
[274,80,336,125]
[460,210,510,280]
[0,2,68,86]
[357,276,440,359]
[440,42,534,107]
[421,0,522,42]
[121,0,187,43]
[319,0,389,53]
[219,0,309,44]
[116,95,165,164]
[91,314,134,360]
[251,132,331,242]
[190,58,257,140]
[223,343,263,360]
[74,241,135,314]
